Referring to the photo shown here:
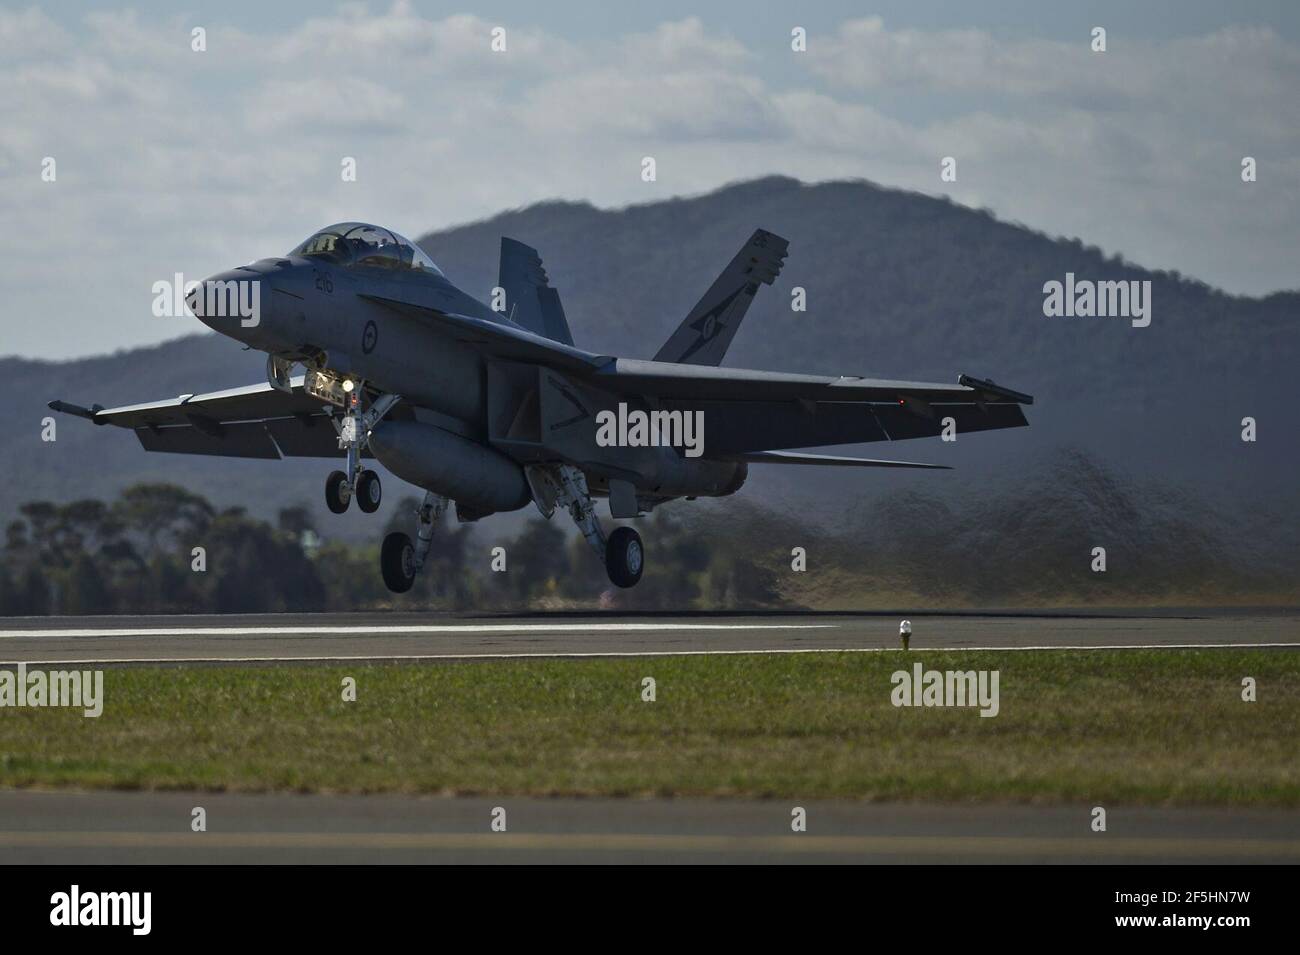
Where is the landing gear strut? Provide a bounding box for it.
[545,465,645,588]
[381,490,448,593]
[324,386,400,515]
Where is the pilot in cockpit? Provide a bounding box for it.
[290,222,443,275]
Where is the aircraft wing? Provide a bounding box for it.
[586,360,1031,454]
[48,376,349,459]
[590,359,1030,405]
[729,450,951,469]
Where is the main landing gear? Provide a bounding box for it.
[381,490,449,593]
[378,465,647,595]
[604,526,644,588]
[546,465,644,588]
[323,387,399,515]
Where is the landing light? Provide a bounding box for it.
[342,379,355,393]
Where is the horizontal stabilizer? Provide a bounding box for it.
[730,450,951,469]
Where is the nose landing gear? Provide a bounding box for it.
[323,386,400,515]
[355,469,382,513]
[324,469,352,514]
[327,467,383,513]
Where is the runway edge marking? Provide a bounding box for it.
[6,642,1299,666]
[0,623,836,639]
[1,831,1298,857]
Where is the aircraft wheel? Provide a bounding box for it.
[356,470,382,513]
[381,532,417,593]
[605,526,644,588]
[325,470,351,514]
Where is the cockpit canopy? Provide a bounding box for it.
[290,222,442,275]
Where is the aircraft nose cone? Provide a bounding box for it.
[187,268,267,332]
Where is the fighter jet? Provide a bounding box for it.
[50,222,1032,591]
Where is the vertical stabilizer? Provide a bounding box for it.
[652,229,788,366]
[499,237,575,345]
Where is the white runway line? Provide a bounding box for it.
[7,642,1299,667]
[0,622,835,639]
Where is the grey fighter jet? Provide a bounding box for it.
[51,222,1032,591]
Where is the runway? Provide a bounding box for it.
[4,610,1298,864]
[0,609,1295,665]
[2,790,1297,864]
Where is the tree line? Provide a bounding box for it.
[0,482,786,615]
[2,449,1294,615]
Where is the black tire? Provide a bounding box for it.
[604,526,644,588]
[381,532,416,593]
[325,470,351,514]
[356,469,382,513]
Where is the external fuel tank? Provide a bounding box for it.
[368,420,530,515]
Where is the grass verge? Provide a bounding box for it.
[1,649,1297,804]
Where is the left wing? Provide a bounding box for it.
[588,361,1031,454]
[49,376,349,459]
[730,451,950,469]
[590,359,1030,405]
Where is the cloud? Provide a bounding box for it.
[620,16,751,69]
[808,18,1300,134]
[807,17,1118,98]
[0,4,1297,360]
[245,76,410,134]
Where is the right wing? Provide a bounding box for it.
[49,376,349,459]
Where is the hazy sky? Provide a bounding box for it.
[3,1,1298,359]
